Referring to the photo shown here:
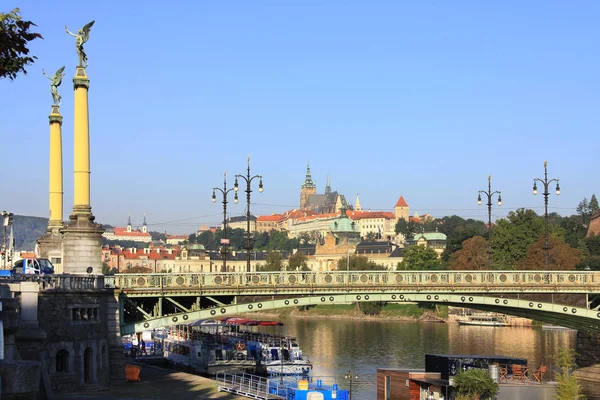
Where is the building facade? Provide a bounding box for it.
[102,215,151,243]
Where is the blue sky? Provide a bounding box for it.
[1,1,598,234]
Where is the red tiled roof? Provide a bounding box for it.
[258,214,282,222]
[347,211,395,220]
[113,227,151,237]
[395,196,409,207]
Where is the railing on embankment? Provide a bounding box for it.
[104,271,600,294]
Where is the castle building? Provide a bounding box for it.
[299,163,348,213]
[394,195,410,221]
[102,215,152,243]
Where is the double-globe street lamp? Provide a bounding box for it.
[477,175,502,269]
[212,172,238,272]
[533,160,560,270]
[234,156,263,273]
[344,370,359,400]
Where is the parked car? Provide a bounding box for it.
[0,258,55,278]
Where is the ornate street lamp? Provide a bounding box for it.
[477,175,502,269]
[212,172,238,272]
[533,161,560,270]
[234,156,263,273]
[344,370,359,400]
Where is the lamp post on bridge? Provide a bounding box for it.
[533,161,560,271]
[234,156,263,273]
[477,175,502,270]
[212,172,238,272]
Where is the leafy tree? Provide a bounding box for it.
[150,231,167,242]
[491,209,544,270]
[398,246,441,270]
[517,235,583,270]
[560,214,589,249]
[453,368,499,400]
[590,194,599,216]
[0,8,42,80]
[336,254,384,271]
[437,215,487,261]
[553,348,585,400]
[259,251,284,271]
[365,231,378,241]
[450,236,489,270]
[585,235,600,256]
[395,218,417,240]
[102,262,116,275]
[288,252,309,271]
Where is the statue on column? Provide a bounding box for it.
[65,20,95,68]
[42,66,65,106]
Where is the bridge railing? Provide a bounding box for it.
[6,274,107,290]
[105,270,599,291]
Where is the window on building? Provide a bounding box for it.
[56,349,69,373]
[385,376,391,400]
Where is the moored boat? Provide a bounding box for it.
[162,318,312,377]
[457,315,509,327]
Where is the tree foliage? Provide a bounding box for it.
[395,218,417,240]
[398,245,441,270]
[0,8,42,80]
[553,348,585,400]
[453,368,499,400]
[437,216,487,261]
[258,251,284,271]
[288,251,309,271]
[517,235,583,270]
[491,209,544,270]
[450,236,489,270]
[337,254,384,271]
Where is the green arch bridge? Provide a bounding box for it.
[105,270,600,335]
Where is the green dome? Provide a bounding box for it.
[188,243,205,250]
[330,210,359,233]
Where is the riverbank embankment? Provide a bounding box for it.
[55,362,246,400]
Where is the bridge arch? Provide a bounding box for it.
[121,292,600,335]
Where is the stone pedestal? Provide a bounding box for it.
[37,229,63,271]
[60,213,104,275]
[0,360,41,400]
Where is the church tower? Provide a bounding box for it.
[355,194,362,211]
[300,162,317,210]
[325,174,331,195]
[127,214,132,232]
[394,195,410,221]
[142,213,148,233]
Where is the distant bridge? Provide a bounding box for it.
[104,270,600,335]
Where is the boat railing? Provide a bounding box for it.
[216,372,285,398]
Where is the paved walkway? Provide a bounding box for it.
[56,364,246,400]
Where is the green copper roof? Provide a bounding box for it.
[302,162,316,189]
[414,232,447,241]
[330,207,359,233]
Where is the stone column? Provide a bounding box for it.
[60,66,104,275]
[107,292,125,385]
[38,105,64,271]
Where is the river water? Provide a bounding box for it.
[266,317,576,400]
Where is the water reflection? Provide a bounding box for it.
[268,318,576,400]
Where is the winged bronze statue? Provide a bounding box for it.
[65,21,95,68]
[42,66,66,106]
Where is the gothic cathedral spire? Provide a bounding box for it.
[302,161,316,189]
[325,173,331,194]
